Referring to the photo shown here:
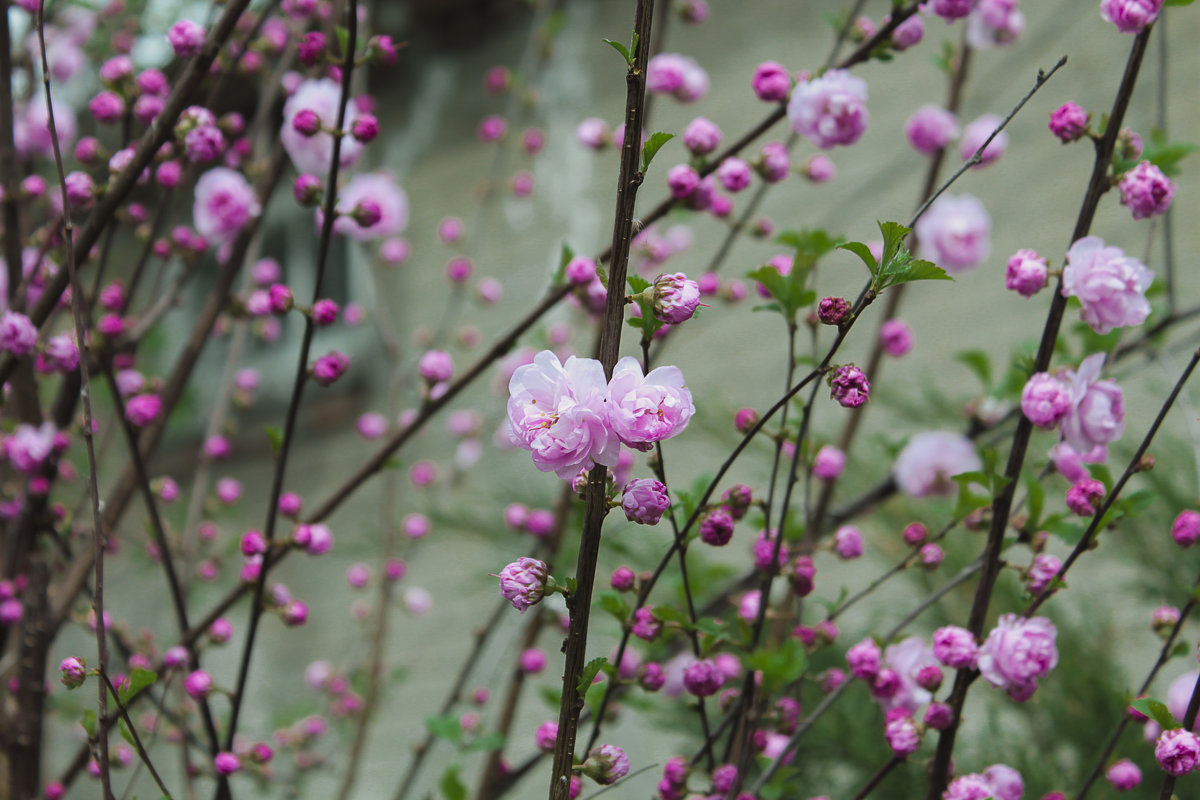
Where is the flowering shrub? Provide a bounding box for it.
[0,2,1197,800]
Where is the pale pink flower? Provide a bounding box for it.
[280,78,363,175]
[977,613,1058,701]
[787,69,868,149]
[1101,0,1163,33]
[327,172,408,241]
[605,357,695,451]
[506,350,618,479]
[1062,236,1152,334]
[892,431,981,497]
[1119,161,1175,220]
[1060,353,1124,454]
[915,194,991,272]
[192,167,260,246]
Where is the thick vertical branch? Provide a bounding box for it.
[548,2,654,797]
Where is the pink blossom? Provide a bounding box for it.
[787,69,869,149]
[1066,477,1106,516]
[813,444,845,479]
[892,431,981,497]
[575,117,610,149]
[605,357,695,451]
[1106,758,1142,790]
[0,311,37,356]
[1101,0,1163,33]
[884,713,920,756]
[926,0,973,20]
[943,774,994,800]
[847,638,882,681]
[6,423,56,473]
[881,637,939,713]
[1061,353,1125,454]
[1005,248,1049,297]
[328,172,408,241]
[983,764,1025,800]
[507,350,619,479]
[280,78,362,176]
[1062,236,1152,334]
[622,478,670,525]
[1156,728,1200,776]
[125,394,162,427]
[682,116,721,155]
[933,626,978,670]
[966,0,1026,48]
[892,14,926,49]
[497,557,550,612]
[959,113,1008,167]
[167,19,205,58]
[977,613,1058,701]
[880,319,914,357]
[915,194,991,272]
[682,659,724,696]
[751,61,791,102]
[1049,102,1089,143]
[834,526,864,559]
[192,167,260,246]
[1119,161,1175,220]
[1026,553,1062,595]
[1020,371,1072,429]
[651,273,703,324]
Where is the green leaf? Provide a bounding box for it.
[774,229,842,258]
[652,605,687,625]
[626,275,651,294]
[425,713,463,745]
[1043,513,1084,545]
[466,731,506,752]
[602,38,633,66]
[118,718,135,747]
[1023,470,1045,530]
[743,638,807,694]
[577,657,609,696]
[552,242,575,286]
[837,241,878,276]
[599,591,630,622]
[955,350,992,390]
[1165,0,1194,5]
[81,709,97,739]
[120,668,157,704]
[439,765,468,800]
[335,26,350,58]
[264,425,283,454]
[640,132,675,173]
[1131,697,1181,730]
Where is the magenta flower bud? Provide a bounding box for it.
[920,542,945,569]
[350,199,383,228]
[812,445,845,480]
[74,137,101,163]
[65,171,95,208]
[640,662,665,691]
[477,115,507,142]
[622,479,670,525]
[792,554,816,596]
[916,664,944,691]
[817,296,851,326]
[311,298,339,326]
[446,256,473,283]
[216,477,241,505]
[1101,0,1163,33]
[722,485,753,519]
[1119,161,1175,220]
[366,34,399,66]
[801,153,837,183]
[847,638,882,680]
[712,764,738,793]
[1049,102,1089,143]
[1156,728,1200,776]
[716,157,753,193]
[45,783,65,800]
[1005,249,1049,298]
[734,407,758,433]
[583,744,630,785]
[520,128,546,155]
[418,349,453,383]
[683,659,725,697]
[292,108,322,138]
[787,69,868,149]
[213,752,240,776]
[1152,604,1182,633]
[312,351,349,386]
[575,117,611,150]
[933,626,978,669]
[240,530,267,557]
[184,669,213,699]
[278,492,303,517]
[163,646,188,669]
[905,105,959,156]
[928,0,973,20]
[829,364,870,408]
[168,19,206,58]
[384,559,406,581]
[892,14,925,49]
[1106,758,1141,790]
[281,599,308,626]
[60,657,87,689]
[1173,510,1200,547]
[666,164,700,199]
[535,721,558,753]
[885,713,921,756]
[293,174,323,206]
[876,320,915,359]
[924,701,953,730]
[498,557,551,612]
[268,284,293,314]
[757,140,791,182]
[872,668,901,700]
[351,114,379,144]
[0,311,38,356]
[1020,372,1072,429]
[403,513,430,539]
[125,394,162,427]
[610,566,636,591]
[563,256,596,286]
[1026,553,1062,596]
[296,31,327,66]
[751,61,791,102]
[519,648,547,674]
[209,617,233,644]
[631,607,661,640]
[682,116,722,155]
[960,113,1008,168]
[834,526,864,560]
[699,507,735,547]
[1066,478,1106,516]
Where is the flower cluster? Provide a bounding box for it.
[506,351,694,479]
